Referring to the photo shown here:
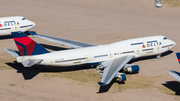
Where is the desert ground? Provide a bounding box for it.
[0,0,180,101]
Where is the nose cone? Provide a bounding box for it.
[173,40,176,46]
[26,20,36,31]
[31,21,36,28]
[170,40,176,49]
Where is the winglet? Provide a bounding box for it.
[11,31,50,56]
[176,53,180,64]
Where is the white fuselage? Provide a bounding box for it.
[17,36,176,66]
[0,16,36,36]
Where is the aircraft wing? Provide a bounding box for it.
[167,70,180,81]
[98,55,135,86]
[29,31,96,48]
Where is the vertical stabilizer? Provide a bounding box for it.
[11,31,50,56]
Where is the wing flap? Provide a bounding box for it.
[22,59,43,67]
[29,31,96,48]
[99,55,134,86]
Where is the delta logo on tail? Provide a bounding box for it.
[12,31,50,56]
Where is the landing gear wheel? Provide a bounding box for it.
[156,54,161,59]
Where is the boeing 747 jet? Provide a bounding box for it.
[5,31,176,86]
[0,16,36,36]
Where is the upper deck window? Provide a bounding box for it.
[22,18,26,20]
[163,37,168,40]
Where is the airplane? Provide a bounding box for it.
[167,53,180,81]
[155,0,162,7]
[4,31,176,86]
[0,16,36,36]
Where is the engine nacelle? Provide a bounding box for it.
[124,65,139,73]
[116,72,126,82]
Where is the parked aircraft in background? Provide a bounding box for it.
[167,53,180,81]
[0,16,36,36]
[5,31,175,86]
[155,0,162,7]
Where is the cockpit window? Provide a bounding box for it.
[22,18,26,20]
[163,37,168,40]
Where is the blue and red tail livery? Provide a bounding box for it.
[11,31,50,56]
[176,53,180,64]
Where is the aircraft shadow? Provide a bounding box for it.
[5,49,173,93]
[162,81,180,95]
[24,31,32,35]
[0,35,13,40]
[97,79,125,93]
[6,61,125,93]
[6,61,93,80]
[129,50,173,63]
[0,31,32,40]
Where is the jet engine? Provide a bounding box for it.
[116,72,126,82]
[123,64,139,73]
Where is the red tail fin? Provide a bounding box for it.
[12,31,50,56]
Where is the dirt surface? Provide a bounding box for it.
[0,0,180,100]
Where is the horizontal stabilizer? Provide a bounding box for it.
[4,49,19,58]
[167,70,180,81]
[22,59,43,67]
